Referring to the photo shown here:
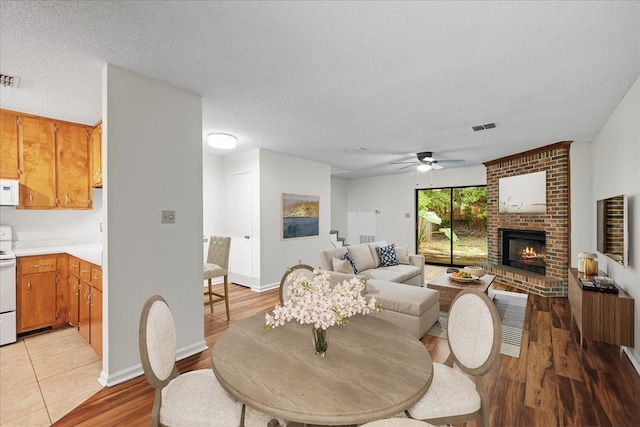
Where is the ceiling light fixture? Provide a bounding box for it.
[417,164,431,172]
[207,133,237,149]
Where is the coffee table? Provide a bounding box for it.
[211,314,433,425]
[427,272,496,311]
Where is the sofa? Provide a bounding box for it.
[320,242,440,338]
[320,241,424,286]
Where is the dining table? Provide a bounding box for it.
[211,313,433,425]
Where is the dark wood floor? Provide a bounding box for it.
[55,283,640,427]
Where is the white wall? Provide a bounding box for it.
[102,65,204,386]
[591,74,640,372]
[203,154,226,263]
[260,149,331,287]
[569,142,593,267]
[330,176,348,241]
[0,188,103,244]
[346,166,486,253]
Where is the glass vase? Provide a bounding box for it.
[312,326,330,357]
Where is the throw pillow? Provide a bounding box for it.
[376,243,399,267]
[332,258,353,274]
[342,252,358,274]
[395,245,410,264]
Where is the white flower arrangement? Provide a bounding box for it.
[263,268,380,331]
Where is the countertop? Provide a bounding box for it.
[14,243,103,266]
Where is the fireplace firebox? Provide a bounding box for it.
[501,229,546,275]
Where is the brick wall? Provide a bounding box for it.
[483,141,571,297]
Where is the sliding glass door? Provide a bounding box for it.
[416,186,487,266]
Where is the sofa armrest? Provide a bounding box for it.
[409,254,425,286]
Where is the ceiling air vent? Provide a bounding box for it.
[471,122,497,132]
[0,73,20,88]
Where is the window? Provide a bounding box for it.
[416,186,487,266]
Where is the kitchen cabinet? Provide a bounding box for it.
[79,281,91,343]
[69,256,81,327]
[18,272,57,332]
[55,255,69,325]
[56,122,91,209]
[90,123,102,188]
[72,257,102,357]
[0,109,20,179]
[89,287,102,357]
[18,115,57,208]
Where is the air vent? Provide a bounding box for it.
[471,122,497,132]
[0,73,20,88]
[346,147,366,152]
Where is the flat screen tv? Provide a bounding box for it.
[596,194,628,267]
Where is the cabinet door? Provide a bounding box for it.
[18,272,57,332]
[69,276,80,328]
[90,124,102,188]
[55,255,69,325]
[79,282,91,344]
[0,110,20,179]
[18,116,56,208]
[90,288,102,357]
[56,122,91,209]
[90,266,102,291]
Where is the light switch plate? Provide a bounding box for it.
[161,210,175,224]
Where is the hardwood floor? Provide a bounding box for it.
[55,282,640,427]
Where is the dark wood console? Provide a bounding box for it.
[568,268,634,347]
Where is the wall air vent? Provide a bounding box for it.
[471,122,497,132]
[0,73,20,88]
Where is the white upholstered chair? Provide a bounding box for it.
[139,295,244,427]
[406,289,501,427]
[204,236,231,319]
[278,264,315,304]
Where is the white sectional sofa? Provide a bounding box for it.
[320,241,424,286]
[320,241,440,339]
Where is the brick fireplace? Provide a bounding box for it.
[482,141,571,297]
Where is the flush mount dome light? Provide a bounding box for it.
[207,133,237,149]
[417,164,431,172]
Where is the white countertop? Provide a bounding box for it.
[14,243,103,266]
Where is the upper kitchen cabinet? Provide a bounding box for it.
[90,123,102,188]
[0,110,21,179]
[56,122,91,209]
[18,115,57,208]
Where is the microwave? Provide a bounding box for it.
[0,180,18,206]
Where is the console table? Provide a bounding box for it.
[568,268,634,347]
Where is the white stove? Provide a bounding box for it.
[0,225,16,345]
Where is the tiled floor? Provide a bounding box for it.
[0,327,103,426]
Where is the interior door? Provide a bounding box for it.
[227,172,254,287]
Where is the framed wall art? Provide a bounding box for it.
[282,193,320,239]
[499,171,546,214]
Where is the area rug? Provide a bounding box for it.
[426,290,528,358]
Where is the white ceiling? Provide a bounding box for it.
[1,1,638,178]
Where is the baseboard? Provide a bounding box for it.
[251,281,279,293]
[203,277,223,287]
[100,340,208,387]
[622,346,640,376]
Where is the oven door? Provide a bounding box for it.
[0,258,16,313]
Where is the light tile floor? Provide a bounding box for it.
[0,327,103,426]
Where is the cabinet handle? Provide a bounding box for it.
[29,192,33,203]
[81,269,89,273]
[27,280,31,293]
[42,263,49,267]
[87,289,93,305]
[93,275,101,280]
[65,194,70,205]
[30,264,40,268]
[89,291,94,306]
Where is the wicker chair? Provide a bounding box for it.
[406,289,502,427]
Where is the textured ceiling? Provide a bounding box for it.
[1,1,638,178]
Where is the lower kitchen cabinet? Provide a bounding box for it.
[89,287,102,357]
[71,255,102,357]
[18,271,57,332]
[79,281,91,343]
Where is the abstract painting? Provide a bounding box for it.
[282,193,319,239]
[499,171,546,214]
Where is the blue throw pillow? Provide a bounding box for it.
[376,243,399,267]
[342,252,358,274]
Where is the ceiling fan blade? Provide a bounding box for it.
[433,159,465,164]
[430,163,444,170]
[389,161,419,165]
[397,164,417,170]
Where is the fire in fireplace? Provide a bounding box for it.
[501,229,546,275]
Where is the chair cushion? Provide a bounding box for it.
[360,264,421,283]
[376,243,399,267]
[365,279,438,316]
[204,263,228,280]
[407,363,481,421]
[160,370,242,427]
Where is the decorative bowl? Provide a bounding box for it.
[463,266,485,278]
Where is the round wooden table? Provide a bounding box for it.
[211,314,433,425]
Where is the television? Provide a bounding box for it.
[596,194,628,267]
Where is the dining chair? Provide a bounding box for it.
[204,236,231,319]
[406,289,501,427]
[279,264,315,304]
[139,295,244,427]
[361,419,434,427]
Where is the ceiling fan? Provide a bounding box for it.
[390,151,465,171]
